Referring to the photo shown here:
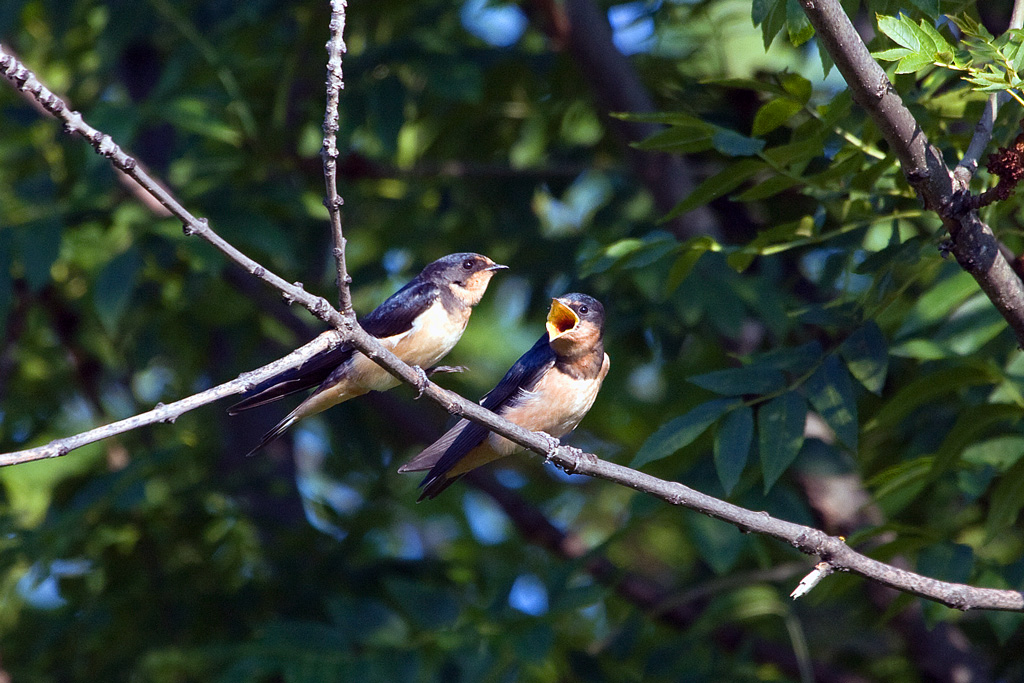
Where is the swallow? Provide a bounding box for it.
[399,293,609,500]
[229,253,507,456]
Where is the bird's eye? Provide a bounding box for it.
[462,259,475,270]
[579,305,589,315]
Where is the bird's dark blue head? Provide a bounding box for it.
[420,253,508,306]
[547,293,605,351]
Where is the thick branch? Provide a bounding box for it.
[798,0,1024,347]
[321,0,353,315]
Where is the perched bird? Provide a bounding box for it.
[230,253,507,456]
[400,293,609,500]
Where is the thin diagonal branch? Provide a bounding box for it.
[0,332,341,467]
[798,0,1024,348]
[321,0,353,315]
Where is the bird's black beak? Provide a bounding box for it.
[546,298,579,341]
[486,263,509,272]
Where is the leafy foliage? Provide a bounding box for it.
[3,0,1024,681]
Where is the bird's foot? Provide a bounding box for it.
[540,432,562,463]
[564,447,597,474]
[427,364,467,376]
[412,365,430,398]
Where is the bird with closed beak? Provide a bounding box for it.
[230,253,507,456]
[400,293,609,500]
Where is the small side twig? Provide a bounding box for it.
[321,0,352,316]
[0,332,342,467]
[791,562,836,600]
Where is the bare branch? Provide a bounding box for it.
[797,0,1024,348]
[953,94,1000,190]
[0,43,346,332]
[0,332,341,467]
[321,0,353,315]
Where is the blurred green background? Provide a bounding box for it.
[2,0,1024,680]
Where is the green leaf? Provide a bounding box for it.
[867,365,999,432]
[840,322,888,395]
[929,403,1023,480]
[712,129,766,157]
[758,392,807,492]
[752,98,804,136]
[662,159,766,220]
[868,456,933,515]
[714,406,753,495]
[663,236,722,296]
[94,247,143,331]
[873,47,914,62]
[906,0,939,18]
[733,174,802,202]
[895,52,938,74]
[897,269,978,338]
[634,123,715,154]
[804,355,858,451]
[689,365,786,396]
[632,399,739,469]
[779,72,813,103]
[752,0,788,49]
[876,14,927,52]
[785,0,814,47]
[985,454,1024,542]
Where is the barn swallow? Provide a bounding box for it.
[229,253,507,456]
[399,293,609,500]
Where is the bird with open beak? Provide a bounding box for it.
[400,293,609,500]
[230,253,507,456]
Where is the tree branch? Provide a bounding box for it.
[321,0,353,315]
[797,0,1024,348]
[0,332,342,467]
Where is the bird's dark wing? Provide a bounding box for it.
[359,278,440,339]
[229,278,439,414]
[402,334,554,487]
[227,342,357,414]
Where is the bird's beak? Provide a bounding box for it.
[486,263,509,272]
[546,298,579,341]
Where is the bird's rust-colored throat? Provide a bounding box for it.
[546,298,579,341]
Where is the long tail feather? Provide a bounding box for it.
[244,414,299,457]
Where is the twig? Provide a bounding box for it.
[953,7,1024,190]
[0,332,341,467]
[321,0,353,315]
[953,94,1000,190]
[797,0,1024,348]
[791,562,834,600]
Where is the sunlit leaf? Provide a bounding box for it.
[840,322,889,395]
[804,355,858,450]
